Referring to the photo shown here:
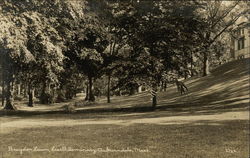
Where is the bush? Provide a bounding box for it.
[74,101,85,107]
[62,103,76,113]
[14,95,23,101]
[56,90,66,102]
[39,92,55,104]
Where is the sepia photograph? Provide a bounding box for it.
[0,0,249,158]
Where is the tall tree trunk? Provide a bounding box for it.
[11,80,15,99]
[1,76,5,107]
[32,89,35,99]
[4,74,15,110]
[88,76,95,102]
[1,61,4,106]
[23,82,27,98]
[163,81,167,92]
[152,96,157,108]
[107,74,111,103]
[17,83,21,96]
[48,83,51,94]
[85,84,89,101]
[40,81,47,104]
[152,89,157,109]
[190,52,194,77]
[184,71,188,79]
[28,83,33,107]
[117,87,121,96]
[160,81,164,92]
[202,53,210,77]
[184,58,188,79]
[150,59,157,109]
[129,87,136,96]
[151,82,157,109]
[2,50,15,110]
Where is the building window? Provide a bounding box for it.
[237,29,241,36]
[238,37,245,50]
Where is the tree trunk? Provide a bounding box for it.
[28,83,33,107]
[160,81,163,92]
[85,84,89,101]
[1,56,4,106]
[152,95,157,108]
[163,81,167,92]
[184,71,188,79]
[23,83,27,98]
[40,81,47,104]
[151,83,157,109]
[190,52,194,77]
[150,59,157,109]
[129,87,136,96]
[117,88,121,96]
[202,53,210,77]
[32,89,35,99]
[1,79,4,107]
[4,75,15,110]
[17,83,21,96]
[107,74,111,103]
[48,83,51,94]
[88,76,95,102]
[11,80,15,99]
[2,50,16,110]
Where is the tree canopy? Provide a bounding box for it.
[0,0,248,110]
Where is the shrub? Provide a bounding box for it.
[14,95,23,101]
[39,92,54,104]
[62,104,76,113]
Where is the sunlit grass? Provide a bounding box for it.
[0,58,249,158]
[0,120,248,158]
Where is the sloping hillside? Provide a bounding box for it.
[98,57,250,113]
[155,58,249,113]
[1,58,249,115]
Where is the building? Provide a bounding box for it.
[231,21,250,59]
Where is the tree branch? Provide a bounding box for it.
[208,12,244,46]
[210,1,239,29]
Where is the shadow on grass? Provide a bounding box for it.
[0,58,249,119]
[0,119,248,158]
[0,94,248,121]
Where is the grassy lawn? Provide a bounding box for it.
[0,58,249,158]
[0,119,248,158]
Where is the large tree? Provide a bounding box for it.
[0,1,35,109]
[0,0,65,109]
[109,1,204,108]
[196,1,249,76]
[62,0,109,102]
